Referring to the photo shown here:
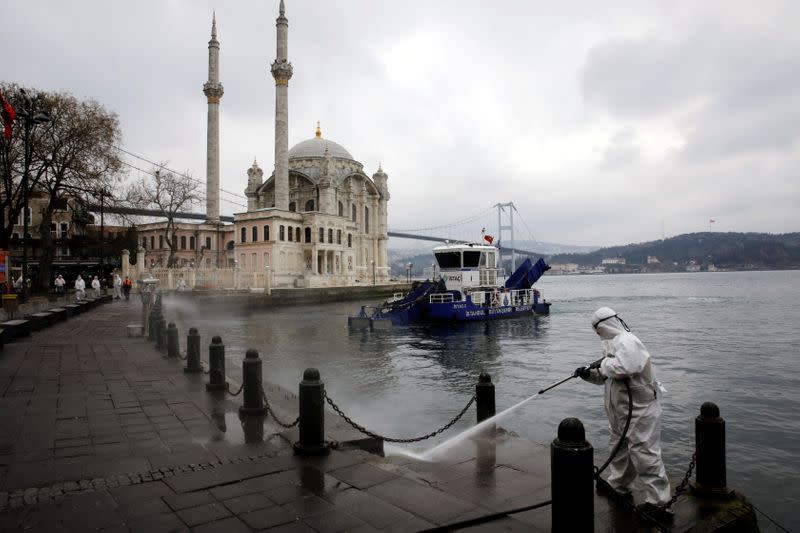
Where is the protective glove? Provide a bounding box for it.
[574,366,591,379]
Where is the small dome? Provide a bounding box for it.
[288,124,354,160]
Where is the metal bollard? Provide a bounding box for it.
[551,417,593,533]
[156,316,167,350]
[184,327,202,373]
[239,349,267,416]
[205,336,227,391]
[148,307,159,341]
[293,368,329,456]
[167,323,179,358]
[694,402,732,497]
[476,372,496,424]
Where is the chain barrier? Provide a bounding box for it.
[259,383,299,428]
[226,381,244,396]
[324,391,476,443]
[664,448,697,509]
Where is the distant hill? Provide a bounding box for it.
[549,232,800,270]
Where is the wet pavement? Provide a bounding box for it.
[0,297,758,531]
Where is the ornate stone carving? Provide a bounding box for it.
[271,59,293,85]
[203,82,224,100]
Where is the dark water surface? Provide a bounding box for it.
[172,270,799,531]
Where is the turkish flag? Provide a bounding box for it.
[0,90,16,140]
[484,235,494,244]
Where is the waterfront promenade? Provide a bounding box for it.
[0,298,757,531]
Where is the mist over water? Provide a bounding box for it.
[169,270,799,532]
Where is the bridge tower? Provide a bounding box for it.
[495,202,517,271]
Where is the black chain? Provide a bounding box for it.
[226,381,244,396]
[260,383,299,428]
[664,448,697,509]
[324,391,476,443]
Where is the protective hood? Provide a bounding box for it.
[591,306,629,340]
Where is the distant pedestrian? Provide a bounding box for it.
[74,275,86,300]
[122,276,133,301]
[54,274,66,295]
[177,276,186,291]
[91,276,101,298]
[113,273,123,299]
[13,275,23,294]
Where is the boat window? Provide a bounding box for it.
[463,251,481,268]
[435,251,461,269]
[487,252,495,268]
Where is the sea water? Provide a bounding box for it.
[172,270,800,532]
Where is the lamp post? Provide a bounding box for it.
[16,90,50,303]
[371,260,375,285]
[406,262,412,283]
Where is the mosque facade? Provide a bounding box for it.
[138,1,390,288]
[234,0,390,288]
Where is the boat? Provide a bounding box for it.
[349,242,551,328]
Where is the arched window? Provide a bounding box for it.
[142,237,147,249]
[305,199,315,211]
[241,227,247,243]
[189,236,195,250]
[252,226,258,242]
[351,204,357,222]
[151,236,155,249]
[263,225,270,241]
[365,206,370,233]
[279,225,285,241]
[287,226,293,241]
[295,227,300,242]
[319,228,324,243]
[289,201,296,212]
[328,228,333,244]
[305,227,311,243]
[180,236,187,249]
[348,233,352,247]
[338,201,344,217]
[337,229,342,245]
[159,235,164,249]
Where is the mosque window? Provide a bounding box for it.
[181,236,187,250]
[205,236,212,249]
[305,199,315,211]
[289,201,296,212]
[241,227,247,243]
[263,225,270,241]
[159,235,164,249]
[319,228,324,243]
[280,225,285,241]
[190,236,195,250]
[295,227,301,242]
[305,227,311,243]
[252,226,258,242]
[151,236,156,249]
[365,206,370,233]
[142,238,147,249]
[352,204,357,222]
[287,227,293,242]
[348,233,352,247]
[328,228,333,244]
[172,235,177,248]
[337,230,342,245]
[338,202,344,217]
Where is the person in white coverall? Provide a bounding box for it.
[74,275,86,300]
[574,307,672,510]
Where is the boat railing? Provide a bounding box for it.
[467,288,542,307]
[429,293,455,303]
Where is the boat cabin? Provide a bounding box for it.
[433,243,504,290]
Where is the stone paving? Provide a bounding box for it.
[0,297,754,532]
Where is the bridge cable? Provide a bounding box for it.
[392,205,495,233]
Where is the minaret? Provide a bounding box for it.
[203,12,224,223]
[270,0,293,210]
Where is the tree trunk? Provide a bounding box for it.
[36,205,56,293]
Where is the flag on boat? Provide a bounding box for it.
[481,227,494,244]
[0,90,16,140]
[709,219,716,223]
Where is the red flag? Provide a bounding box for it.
[484,234,494,244]
[709,219,715,223]
[0,90,15,140]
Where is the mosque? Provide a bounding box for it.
[138,1,391,288]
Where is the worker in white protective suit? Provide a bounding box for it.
[574,307,672,513]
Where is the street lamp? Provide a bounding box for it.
[406,262,412,283]
[16,89,50,303]
[370,260,375,286]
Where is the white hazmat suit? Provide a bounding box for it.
[578,307,671,506]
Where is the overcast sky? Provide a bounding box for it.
[6,0,800,247]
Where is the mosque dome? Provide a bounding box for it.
[288,123,354,160]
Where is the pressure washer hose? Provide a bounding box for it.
[595,378,633,477]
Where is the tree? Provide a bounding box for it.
[127,166,199,268]
[0,84,123,291]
